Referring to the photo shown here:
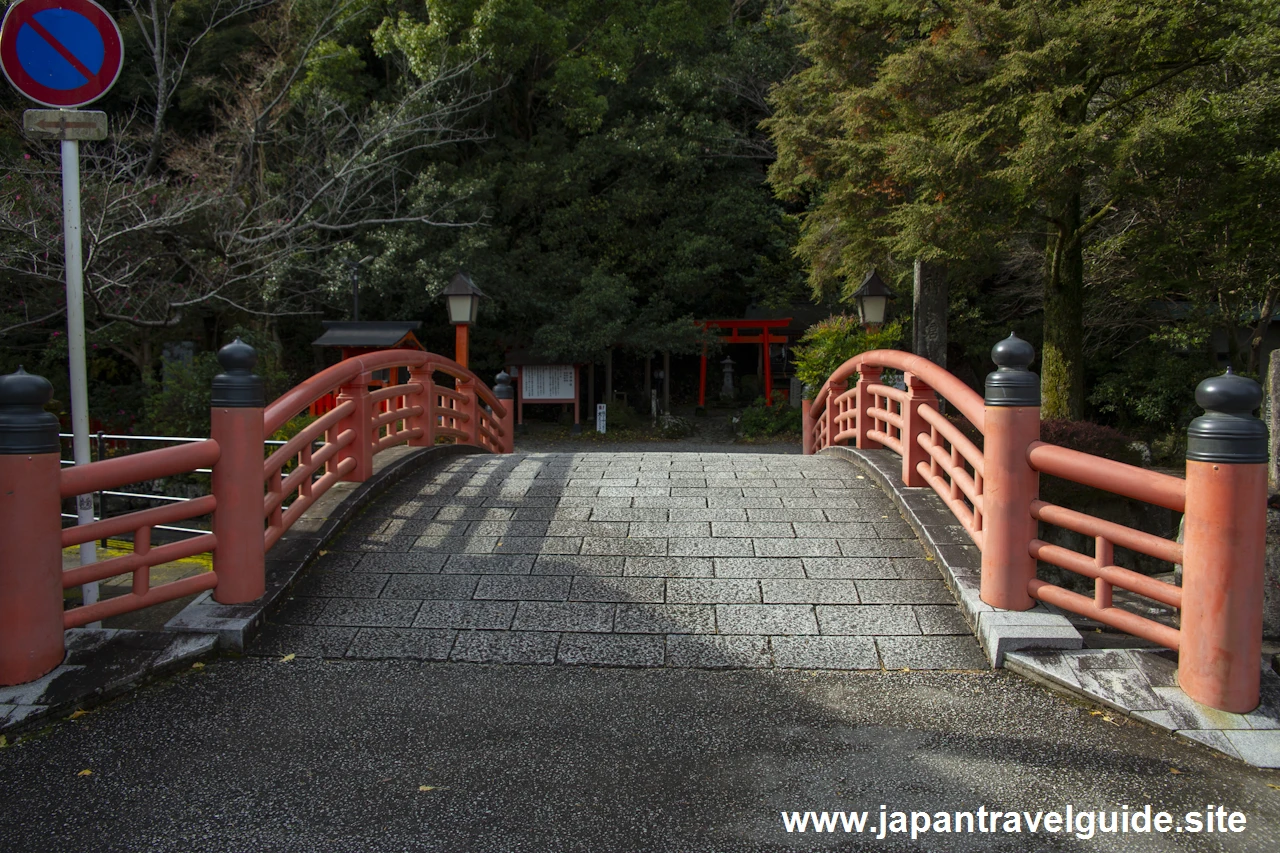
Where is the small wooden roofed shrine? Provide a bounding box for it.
[312,321,426,361]
[309,321,426,416]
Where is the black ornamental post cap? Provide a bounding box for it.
[1186,369,1267,464]
[984,333,1040,407]
[494,371,514,400]
[0,367,60,454]
[211,338,265,408]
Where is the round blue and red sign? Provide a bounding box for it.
[0,0,122,108]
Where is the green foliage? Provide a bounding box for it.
[738,394,801,438]
[366,0,806,364]
[790,316,904,393]
[1090,344,1219,436]
[766,0,1273,419]
[143,328,290,438]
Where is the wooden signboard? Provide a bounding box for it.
[512,364,579,425]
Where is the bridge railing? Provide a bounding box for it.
[804,334,1266,713]
[0,342,514,686]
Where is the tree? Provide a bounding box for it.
[767,0,1260,418]
[368,0,806,366]
[0,0,493,380]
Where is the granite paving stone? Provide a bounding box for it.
[668,538,755,558]
[581,537,668,557]
[546,521,630,538]
[856,579,956,604]
[761,579,861,605]
[666,579,761,604]
[772,636,880,670]
[816,605,920,636]
[249,625,357,658]
[412,535,499,554]
[840,540,927,558]
[589,508,668,523]
[752,538,839,558]
[533,555,626,576]
[450,630,559,664]
[715,604,819,635]
[666,635,772,668]
[414,601,516,630]
[491,537,583,555]
[345,628,455,661]
[613,604,716,634]
[465,521,551,537]
[292,571,389,599]
[569,577,665,603]
[511,601,616,632]
[381,574,480,600]
[711,522,793,538]
[713,558,805,579]
[271,595,330,626]
[913,605,972,635]
[624,557,714,578]
[280,450,1001,684]
[474,576,572,601]
[628,522,712,538]
[556,634,665,667]
[876,636,987,670]
[319,599,422,628]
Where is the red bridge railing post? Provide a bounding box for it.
[824,378,847,447]
[901,371,936,487]
[854,367,881,449]
[333,370,374,482]
[1179,372,1267,712]
[0,368,66,685]
[802,396,814,455]
[407,364,435,448]
[453,375,478,445]
[494,371,516,453]
[210,340,266,604]
[979,334,1040,611]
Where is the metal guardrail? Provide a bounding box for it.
[57,432,292,541]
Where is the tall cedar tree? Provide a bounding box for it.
[767,0,1253,418]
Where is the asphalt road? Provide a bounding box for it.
[2,658,1278,852]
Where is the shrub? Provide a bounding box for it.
[738,394,802,438]
[791,315,905,395]
[1039,419,1142,466]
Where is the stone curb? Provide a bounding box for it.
[165,444,484,650]
[818,446,1082,666]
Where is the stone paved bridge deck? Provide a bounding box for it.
[255,451,986,669]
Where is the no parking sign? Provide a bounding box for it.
[0,0,123,108]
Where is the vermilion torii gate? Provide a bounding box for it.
[698,318,791,407]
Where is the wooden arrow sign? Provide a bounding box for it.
[22,108,105,139]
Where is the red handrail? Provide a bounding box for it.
[813,349,985,432]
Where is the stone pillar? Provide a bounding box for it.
[913,259,948,368]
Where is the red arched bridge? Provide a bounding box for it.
[0,335,1269,722]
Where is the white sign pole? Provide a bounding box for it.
[61,133,99,613]
[596,403,606,434]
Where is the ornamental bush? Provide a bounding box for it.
[791,315,905,395]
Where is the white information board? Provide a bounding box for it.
[521,365,576,400]
[596,403,606,433]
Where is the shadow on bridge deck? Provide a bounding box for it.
[255,450,987,671]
